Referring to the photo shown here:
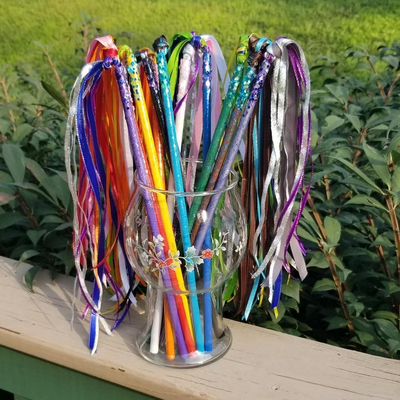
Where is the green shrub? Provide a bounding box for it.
[0,62,73,289]
[241,44,400,359]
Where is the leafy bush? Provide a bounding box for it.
[0,62,73,289]
[0,35,399,358]
[241,44,400,359]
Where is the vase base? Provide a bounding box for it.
[136,326,232,368]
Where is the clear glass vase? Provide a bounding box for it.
[124,161,247,367]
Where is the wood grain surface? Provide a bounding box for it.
[1,256,399,400]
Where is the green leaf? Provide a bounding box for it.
[345,195,388,212]
[387,111,400,134]
[367,344,390,358]
[326,316,348,330]
[281,297,299,313]
[19,249,41,263]
[342,247,377,258]
[223,270,238,302]
[13,123,32,143]
[388,339,400,357]
[24,265,41,292]
[332,255,345,270]
[388,131,400,152]
[372,311,399,324]
[345,114,362,133]
[324,216,341,246]
[307,251,329,269]
[370,235,394,248]
[0,171,13,183]
[268,302,286,324]
[392,167,400,193]
[300,208,321,238]
[49,169,68,182]
[335,156,383,194]
[64,248,75,275]
[8,182,57,206]
[40,215,65,225]
[0,192,16,206]
[354,330,376,347]
[27,230,47,247]
[45,175,70,209]
[313,137,347,155]
[372,319,400,341]
[297,226,319,243]
[25,158,58,203]
[325,84,349,105]
[381,281,400,296]
[321,115,345,136]
[362,141,391,189]
[338,268,353,283]
[383,55,399,69]
[392,150,400,166]
[348,302,364,317]
[259,320,284,332]
[283,328,302,337]
[0,212,26,229]
[281,278,300,303]
[2,144,25,182]
[41,80,68,110]
[312,278,337,293]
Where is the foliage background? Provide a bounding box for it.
[1,0,400,71]
[0,0,400,359]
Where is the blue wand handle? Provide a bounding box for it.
[202,47,213,352]
[154,36,205,353]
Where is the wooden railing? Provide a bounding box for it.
[0,256,399,400]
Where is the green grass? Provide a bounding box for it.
[1,0,400,73]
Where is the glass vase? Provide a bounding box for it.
[124,161,247,367]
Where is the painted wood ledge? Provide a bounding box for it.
[1,255,400,400]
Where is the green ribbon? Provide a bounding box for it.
[167,33,207,97]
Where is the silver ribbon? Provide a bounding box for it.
[252,38,310,303]
[64,62,113,349]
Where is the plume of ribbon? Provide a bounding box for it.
[66,37,140,353]
[251,38,312,308]
[65,32,312,356]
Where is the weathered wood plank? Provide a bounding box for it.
[0,256,399,400]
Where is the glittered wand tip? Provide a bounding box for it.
[153,35,169,54]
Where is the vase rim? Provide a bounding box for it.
[133,159,239,197]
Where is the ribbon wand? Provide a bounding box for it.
[137,50,171,166]
[190,63,257,241]
[154,36,205,353]
[187,36,249,232]
[167,40,197,217]
[201,46,213,351]
[121,47,196,355]
[120,46,173,357]
[112,57,190,357]
[192,50,275,256]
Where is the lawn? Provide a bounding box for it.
[1,0,400,72]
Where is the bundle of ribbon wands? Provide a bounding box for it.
[65,32,312,356]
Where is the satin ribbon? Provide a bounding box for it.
[251,39,311,306]
[187,36,249,231]
[186,35,230,193]
[190,64,256,241]
[154,36,204,352]
[114,57,192,357]
[193,52,275,257]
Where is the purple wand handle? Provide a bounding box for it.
[113,60,188,357]
[193,53,275,253]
